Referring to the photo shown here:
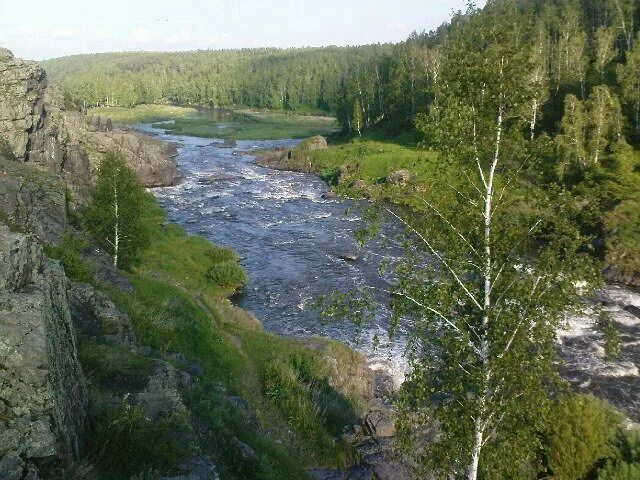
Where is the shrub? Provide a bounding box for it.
[597,311,622,360]
[206,260,248,287]
[44,232,94,283]
[598,462,640,480]
[597,429,640,479]
[79,339,154,392]
[545,394,620,480]
[261,355,356,465]
[91,400,195,479]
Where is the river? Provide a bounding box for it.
[139,124,640,419]
[137,124,410,385]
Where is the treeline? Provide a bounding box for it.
[43,46,391,113]
[338,0,640,142]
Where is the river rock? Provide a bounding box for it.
[387,169,412,185]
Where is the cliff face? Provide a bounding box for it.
[0,225,87,477]
[0,47,178,207]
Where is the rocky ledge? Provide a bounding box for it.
[0,48,178,207]
[0,224,88,478]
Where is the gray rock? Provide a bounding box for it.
[0,225,42,292]
[387,169,412,185]
[0,452,24,480]
[136,361,187,420]
[0,50,178,213]
[0,227,87,465]
[232,438,258,460]
[68,282,136,344]
[364,408,396,438]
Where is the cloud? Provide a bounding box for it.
[385,22,408,31]
[12,25,80,40]
[162,30,193,46]
[49,27,80,39]
[128,27,159,44]
[94,30,112,41]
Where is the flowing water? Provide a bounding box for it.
[139,124,640,417]
[138,124,409,384]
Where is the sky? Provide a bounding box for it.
[0,0,485,61]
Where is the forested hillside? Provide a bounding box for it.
[337,0,639,139]
[43,45,390,113]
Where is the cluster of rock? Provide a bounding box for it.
[0,225,87,479]
[0,47,199,479]
[0,47,178,207]
[254,135,328,172]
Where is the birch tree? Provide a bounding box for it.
[617,34,640,136]
[556,94,588,176]
[335,3,597,478]
[586,85,624,165]
[86,151,149,269]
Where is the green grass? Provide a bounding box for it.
[137,196,246,297]
[79,338,154,392]
[90,103,338,140]
[89,104,197,124]
[155,110,338,140]
[72,180,361,479]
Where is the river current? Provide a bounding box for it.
[138,125,409,384]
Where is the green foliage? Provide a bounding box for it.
[78,338,154,392]
[261,355,356,464]
[138,207,248,296]
[85,151,149,269]
[598,462,640,480]
[205,261,248,288]
[597,311,623,359]
[44,231,94,283]
[598,428,640,479]
[545,394,620,480]
[43,45,391,113]
[91,399,195,479]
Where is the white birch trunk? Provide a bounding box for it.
[113,173,119,268]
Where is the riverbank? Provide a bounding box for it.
[254,135,640,423]
[89,104,339,141]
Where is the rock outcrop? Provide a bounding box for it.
[0,48,178,208]
[254,135,327,173]
[0,224,87,477]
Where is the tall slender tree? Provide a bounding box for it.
[85,151,150,269]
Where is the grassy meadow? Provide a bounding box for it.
[89,104,338,140]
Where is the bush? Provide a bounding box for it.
[597,311,622,359]
[206,260,248,287]
[545,394,621,480]
[597,429,640,479]
[91,400,195,479]
[261,355,356,465]
[44,232,94,283]
[79,339,154,392]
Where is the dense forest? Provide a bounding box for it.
[43,45,391,113]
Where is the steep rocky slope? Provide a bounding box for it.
[0,225,87,478]
[0,47,177,207]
